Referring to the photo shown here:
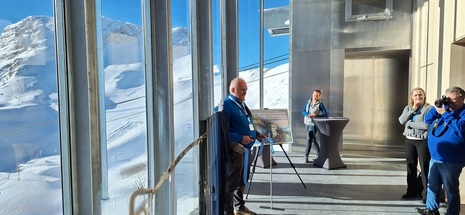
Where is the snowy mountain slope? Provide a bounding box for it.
[0,16,56,109]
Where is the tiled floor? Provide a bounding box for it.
[243,146,462,215]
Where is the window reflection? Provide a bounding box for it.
[0,0,63,214]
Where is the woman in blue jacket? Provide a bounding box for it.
[301,89,327,163]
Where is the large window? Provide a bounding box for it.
[100,1,147,214]
[0,0,291,214]
[0,1,63,214]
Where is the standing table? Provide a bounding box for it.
[312,117,349,170]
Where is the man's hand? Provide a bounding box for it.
[257,133,267,142]
[241,135,254,145]
[413,100,422,110]
[435,105,447,115]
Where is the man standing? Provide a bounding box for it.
[417,86,465,215]
[217,77,266,215]
[301,89,327,163]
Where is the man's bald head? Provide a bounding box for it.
[229,77,247,102]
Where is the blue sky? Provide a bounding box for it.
[0,0,289,69]
[0,0,53,31]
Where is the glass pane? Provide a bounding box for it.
[0,1,63,214]
[263,0,290,151]
[238,0,260,109]
[263,1,289,109]
[100,1,147,214]
[172,0,197,214]
[352,0,386,15]
[346,0,392,21]
[237,0,290,109]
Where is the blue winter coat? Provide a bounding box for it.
[425,105,465,164]
[214,94,260,149]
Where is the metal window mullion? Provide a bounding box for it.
[221,0,239,97]
[150,0,175,214]
[191,0,214,213]
[142,0,156,189]
[192,0,213,126]
[53,0,72,213]
[61,0,103,214]
[94,0,109,201]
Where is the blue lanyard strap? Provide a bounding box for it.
[229,95,247,114]
[268,137,275,154]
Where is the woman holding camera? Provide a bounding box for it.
[398,87,432,203]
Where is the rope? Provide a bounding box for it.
[129,133,207,215]
[150,133,207,195]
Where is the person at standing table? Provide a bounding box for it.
[302,89,328,163]
[398,88,432,204]
[216,77,266,215]
[417,86,465,215]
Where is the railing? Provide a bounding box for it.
[129,133,207,215]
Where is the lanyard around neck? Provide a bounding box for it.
[229,95,250,117]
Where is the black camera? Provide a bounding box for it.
[434,95,451,107]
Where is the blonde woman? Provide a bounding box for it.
[398,88,432,203]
